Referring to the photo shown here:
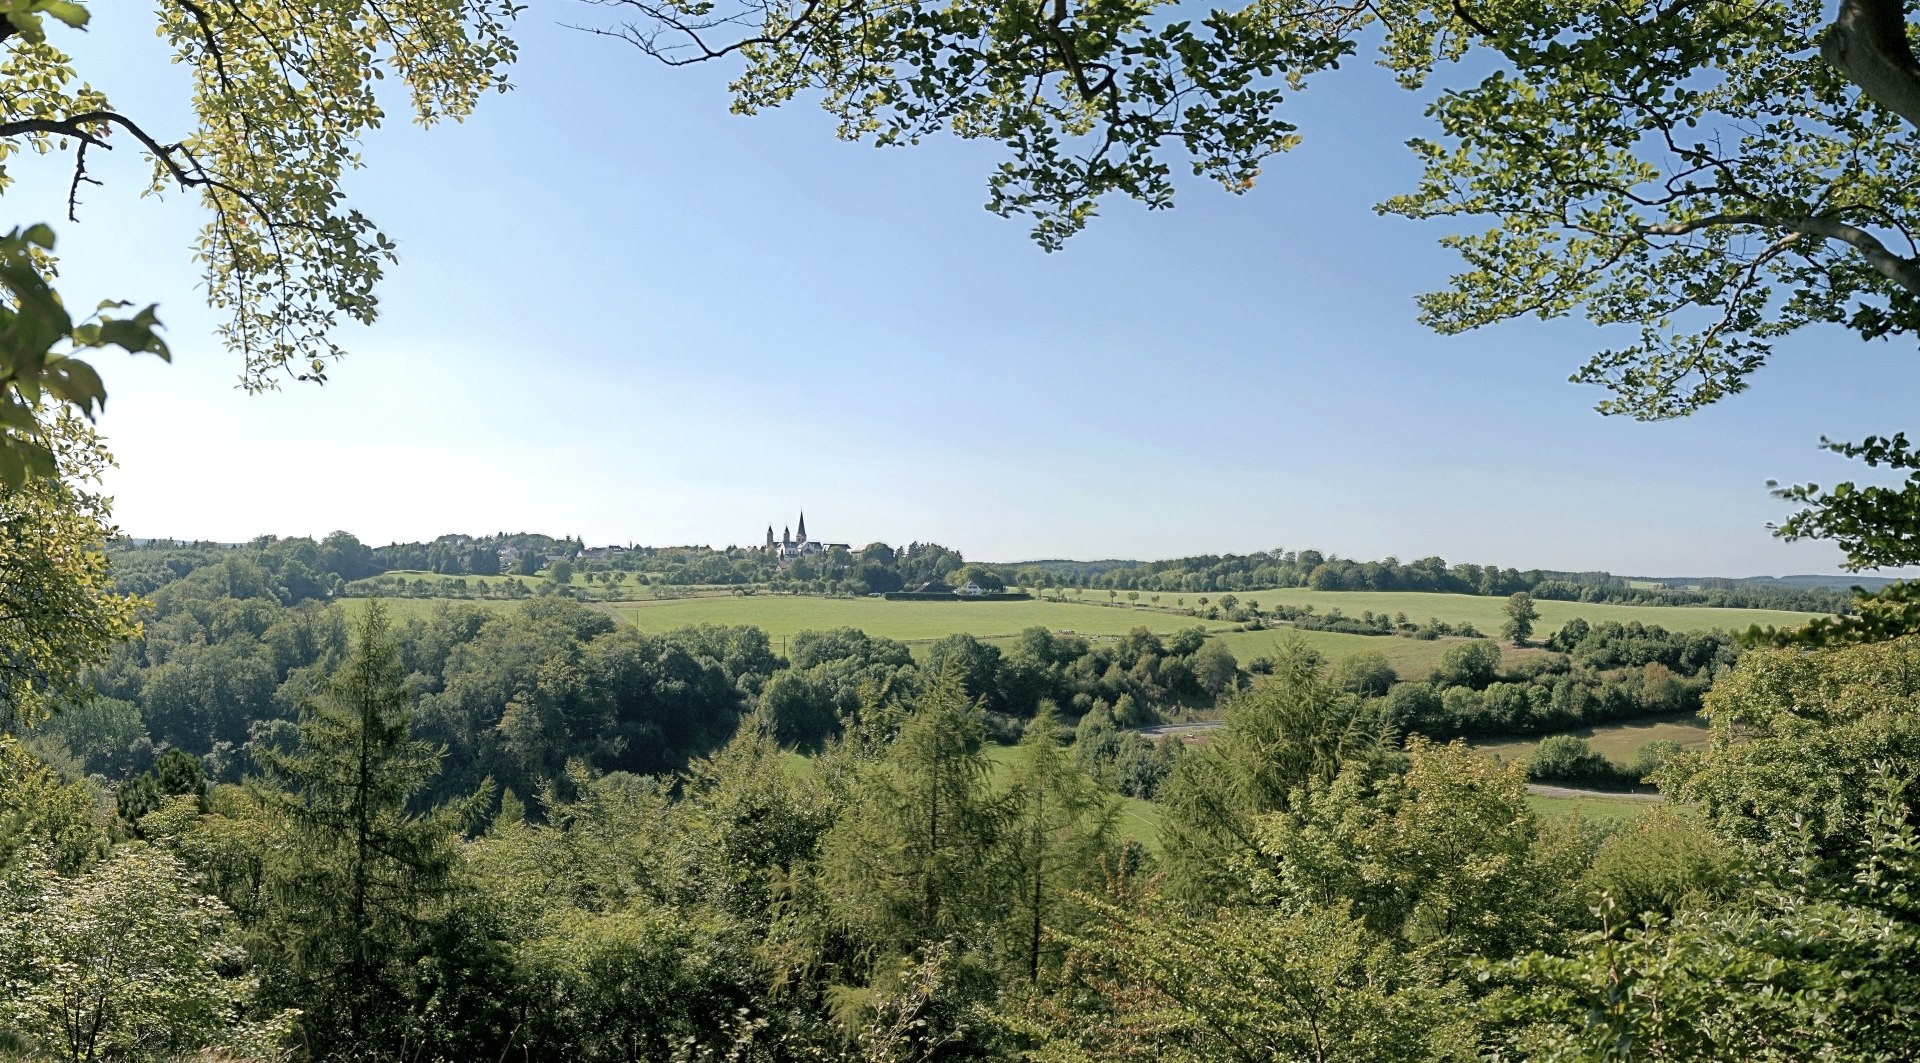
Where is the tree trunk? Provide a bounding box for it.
[1823,0,1920,130]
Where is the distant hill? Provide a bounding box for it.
[1631,574,1900,592]
[1006,559,1897,594]
[1736,574,1899,591]
[1004,559,1143,576]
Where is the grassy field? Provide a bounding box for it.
[611,591,1803,643]
[1526,792,1657,825]
[1211,627,1482,678]
[614,596,1236,648]
[1471,713,1714,768]
[343,587,1809,680]
[1211,588,1813,636]
[608,590,1805,676]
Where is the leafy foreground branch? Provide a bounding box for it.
[0,1,518,486]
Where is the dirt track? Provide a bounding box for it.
[1525,784,1662,801]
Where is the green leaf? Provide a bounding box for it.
[36,1,88,29]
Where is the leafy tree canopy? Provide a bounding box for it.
[0,0,518,483]
[0,409,138,729]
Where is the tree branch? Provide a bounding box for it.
[1792,213,1920,293]
[1636,212,1920,294]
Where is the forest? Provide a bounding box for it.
[8,498,1918,1059]
[8,577,1919,1059]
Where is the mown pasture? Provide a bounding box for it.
[343,588,1814,681]
[611,591,1803,643]
[1185,588,1813,637]
[1525,792,1659,824]
[614,596,1233,649]
[1470,713,1714,768]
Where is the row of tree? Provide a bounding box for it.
[983,552,1849,612]
[108,535,1851,614]
[1369,621,1739,739]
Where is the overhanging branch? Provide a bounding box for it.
[1637,212,1920,295]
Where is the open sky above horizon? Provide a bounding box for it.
[17,7,1920,578]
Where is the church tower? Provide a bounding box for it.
[783,526,792,548]
[797,511,807,546]
[765,525,775,550]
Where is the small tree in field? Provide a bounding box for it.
[1501,593,1541,646]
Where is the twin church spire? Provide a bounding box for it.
[764,511,809,552]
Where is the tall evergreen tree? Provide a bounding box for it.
[253,601,481,1057]
[998,705,1118,983]
[820,667,1000,961]
[1158,639,1388,903]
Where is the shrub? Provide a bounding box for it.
[1528,735,1631,786]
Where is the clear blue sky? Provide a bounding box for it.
[20,9,1920,576]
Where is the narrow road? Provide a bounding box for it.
[1526,783,1662,802]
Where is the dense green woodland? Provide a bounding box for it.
[6,514,1913,1060]
[24,542,1740,801]
[8,586,1920,1060]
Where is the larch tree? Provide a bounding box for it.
[998,703,1117,983]
[818,665,1002,963]
[1157,637,1387,902]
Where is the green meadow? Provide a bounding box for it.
[611,590,1806,643]
[606,590,1806,676]
[1525,792,1659,825]
[1470,713,1714,768]
[1193,588,1813,636]
[613,595,1230,646]
[347,588,1813,680]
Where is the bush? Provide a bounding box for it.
[1433,640,1502,690]
[1527,735,1633,787]
[1330,652,1396,698]
[1630,738,1685,780]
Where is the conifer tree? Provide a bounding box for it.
[999,705,1118,983]
[1158,639,1387,902]
[252,601,481,1057]
[820,667,1000,960]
